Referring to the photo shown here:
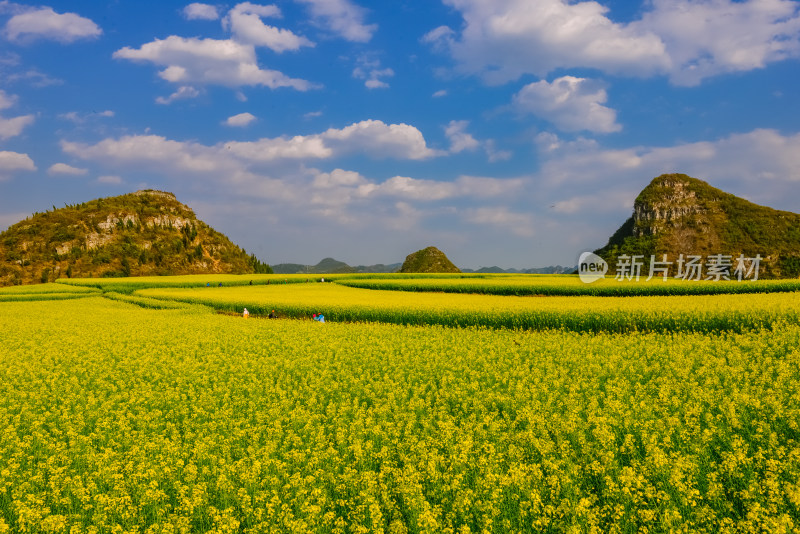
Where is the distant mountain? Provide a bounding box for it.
[595,173,800,278]
[353,262,402,273]
[462,265,577,274]
[272,257,356,274]
[0,190,270,286]
[400,246,461,273]
[275,257,573,275]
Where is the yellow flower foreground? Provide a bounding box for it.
[1,296,799,533]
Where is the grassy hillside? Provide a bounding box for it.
[0,190,271,286]
[400,246,461,273]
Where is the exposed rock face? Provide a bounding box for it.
[400,246,461,273]
[594,173,800,278]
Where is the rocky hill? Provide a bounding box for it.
[400,246,461,273]
[0,190,271,286]
[595,173,800,278]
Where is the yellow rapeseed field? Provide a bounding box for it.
[136,283,800,332]
[1,292,799,533]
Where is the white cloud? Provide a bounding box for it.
[425,0,668,84]
[464,207,535,237]
[183,3,220,21]
[512,76,621,133]
[96,175,123,185]
[156,86,201,105]
[445,120,512,162]
[426,0,800,86]
[320,120,444,160]
[224,112,257,127]
[633,0,800,86]
[5,68,62,87]
[0,150,36,180]
[62,135,238,175]
[445,120,480,153]
[352,55,394,89]
[226,120,443,161]
[4,7,101,43]
[484,139,512,162]
[432,89,448,98]
[224,2,314,52]
[0,90,15,109]
[114,35,313,91]
[0,90,34,140]
[58,110,114,123]
[550,190,634,215]
[295,0,377,42]
[48,163,87,176]
[0,114,33,139]
[355,174,523,202]
[224,135,332,160]
[536,129,800,213]
[61,120,442,177]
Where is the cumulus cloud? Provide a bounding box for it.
[4,6,101,43]
[320,120,444,160]
[48,163,87,176]
[445,120,480,153]
[425,0,800,86]
[633,0,800,86]
[423,0,668,84]
[0,90,34,140]
[224,2,314,52]
[224,112,257,127]
[295,0,377,42]
[62,120,443,174]
[115,3,322,93]
[0,150,36,181]
[114,35,313,91]
[183,3,219,21]
[512,76,621,133]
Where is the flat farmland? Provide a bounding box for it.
[1,275,799,533]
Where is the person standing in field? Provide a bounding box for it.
[269,309,277,319]
[243,308,249,318]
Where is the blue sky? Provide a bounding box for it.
[1,0,799,269]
